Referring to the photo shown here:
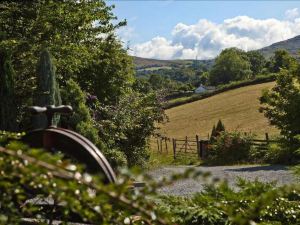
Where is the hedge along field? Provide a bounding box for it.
[159,82,279,139]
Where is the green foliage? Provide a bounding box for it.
[210,125,217,141]
[61,80,97,142]
[61,79,127,168]
[207,131,253,165]
[0,46,17,131]
[269,49,298,73]
[160,179,300,225]
[260,68,300,138]
[209,48,252,85]
[0,0,133,126]
[247,50,266,76]
[264,141,299,164]
[216,119,225,134]
[210,120,225,141]
[250,136,300,164]
[95,92,165,167]
[0,134,169,224]
[0,133,300,224]
[78,42,134,104]
[33,49,61,128]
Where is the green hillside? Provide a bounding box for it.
[159,82,279,139]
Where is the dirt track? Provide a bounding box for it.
[148,165,298,195]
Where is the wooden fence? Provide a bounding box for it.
[152,133,276,160]
[250,133,278,150]
[152,135,208,159]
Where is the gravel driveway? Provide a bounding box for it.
[148,165,299,196]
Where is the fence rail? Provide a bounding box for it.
[152,132,277,160]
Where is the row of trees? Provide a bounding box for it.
[208,48,297,86]
[0,0,164,167]
[137,47,297,94]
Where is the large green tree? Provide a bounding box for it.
[0,0,133,125]
[260,66,300,138]
[269,49,298,73]
[209,48,252,85]
[246,50,266,76]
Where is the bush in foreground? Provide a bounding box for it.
[0,131,299,224]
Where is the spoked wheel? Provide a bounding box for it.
[22,127,116,183]
[19,105,116,224]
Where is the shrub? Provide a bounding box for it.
[264,139,300,164]
[0,132,166,224]
[249,136,300,164]
[0,132,300,225]
[94,91,165,167]
[206,131,253,165]
[61,79,127,168]
[160,179,300,225]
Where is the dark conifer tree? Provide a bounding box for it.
[216,119,225,134]
[210,125,217,141]
[0,47,17,131]
[33,49,61,128]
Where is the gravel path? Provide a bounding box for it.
[148,165,299,196]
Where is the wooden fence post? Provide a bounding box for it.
[196,135,200,158]
[165,137,168,153]
[199,140,203,158]
[172,138,176,159]
[265,133,269,144]
[185,136,188,153]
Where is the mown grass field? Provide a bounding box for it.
[159,82,279,139]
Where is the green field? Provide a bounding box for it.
[159,82,279,139]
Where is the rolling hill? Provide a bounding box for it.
[159,82,279,139]
[259,35,300,59]
[133,56,214,70]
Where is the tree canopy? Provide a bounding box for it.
[209,48,252,85]
[0,0,163,167]
[0,0,133,124]
[246,50,266,75]
[260,67,300,138]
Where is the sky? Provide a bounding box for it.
[107,1,300,60]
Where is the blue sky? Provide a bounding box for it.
[107,1,300,59]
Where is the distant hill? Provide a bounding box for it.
[133,56,188,68]
[133,56,214,70]
[259,35,300,59]
[133,35,300,69]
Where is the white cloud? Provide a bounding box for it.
[131,11,300,60]
[285,8,299,20]
[132,37,183,60]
